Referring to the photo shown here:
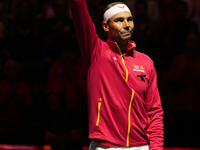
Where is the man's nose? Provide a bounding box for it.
[123,20,130,29]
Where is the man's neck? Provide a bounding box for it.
[117,41,129,54]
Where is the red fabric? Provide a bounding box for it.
[93,139,121,147]
[69,0,164,149]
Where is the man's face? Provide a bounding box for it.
[103,11,134,42]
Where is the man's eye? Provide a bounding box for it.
[115,18,124,22]
[128,18,133,21]
[118,20,123,22]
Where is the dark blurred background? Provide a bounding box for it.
[0,0,199,149]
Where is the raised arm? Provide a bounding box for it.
[68,0,101,67]
[146,64,164,150]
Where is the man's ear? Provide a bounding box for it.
[102,21,109,32]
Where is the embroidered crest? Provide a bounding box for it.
[132,64,145,72]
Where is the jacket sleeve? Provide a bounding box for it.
[146,62,164,150]
[68,0,101,67]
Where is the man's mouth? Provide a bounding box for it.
[121,30,132,35]
[121,31,131,36]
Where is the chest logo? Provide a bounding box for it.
[132,64,145,72]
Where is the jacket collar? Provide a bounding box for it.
[106,39,136,56]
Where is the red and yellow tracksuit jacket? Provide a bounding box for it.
[69,0,164,149]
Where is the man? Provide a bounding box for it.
[68,0,164,149]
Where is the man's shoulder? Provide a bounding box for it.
[134,50,153,61]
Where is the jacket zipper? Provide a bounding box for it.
[115,42,129,81]
[115,42,135,146]
[96,98,102,126]
[126,89,134,146]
